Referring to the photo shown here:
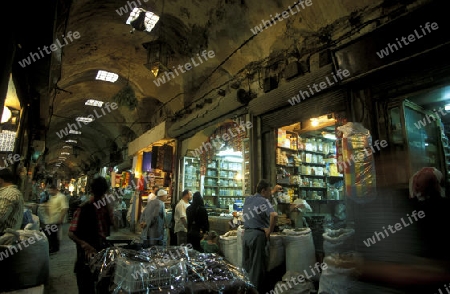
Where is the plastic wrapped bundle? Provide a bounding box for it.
[89,246,189,293]
[322,228,355,257]
[337,122,377,203]
[184,252,255,293]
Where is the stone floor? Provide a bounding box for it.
[43,223,138,294]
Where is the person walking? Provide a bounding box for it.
[242,179,281,292]
[174,189,192,246]
[186,192,209,252]
[46,184,69,253]
[140,189,168,247]
[0,168,24,234]
[68,176,114,294]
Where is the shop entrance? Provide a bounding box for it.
[382,85,449,193]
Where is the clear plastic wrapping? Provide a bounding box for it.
[89,246,255,293]
[337,122,377,203]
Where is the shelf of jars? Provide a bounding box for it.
[243,138,251,195]
[204,158,244,208]
[182,156,201,192]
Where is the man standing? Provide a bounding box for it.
[68,176,113,294]
[46,184,69,253]
[242,179,281,292]
[174,189,192,245]
[140,189,168,247]
[0,169,24,234]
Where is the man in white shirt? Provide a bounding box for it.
[46,184,69,253]
[174,189,192,245]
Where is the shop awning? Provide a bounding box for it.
[128,121,169,156]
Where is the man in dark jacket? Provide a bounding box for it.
[68,176,114,294]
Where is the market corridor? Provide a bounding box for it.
[44,223,77,294]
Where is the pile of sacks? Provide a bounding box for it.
[0,228,49,292]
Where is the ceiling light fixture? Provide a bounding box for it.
[85,99,104,107]
[76,117,94,123]
[69,130,81,134]
[65,139,77,143]
[62,145,72,149]
[96,70,119,83]
[126,8,160,33]
[143,40,173,78]
[61,152,70,156]
[445,104,450,111]
[1,106,11,123]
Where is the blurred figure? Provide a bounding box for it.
[0,169,24,234]
[39,183,50,203]
[113,197,124,228]
[68,176,114,294]
[355,167,450,293]
[187,192,209,252]
[200,231,219,253]
[46,184,69,253]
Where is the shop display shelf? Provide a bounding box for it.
[219,186,243,188]
[277,183,299,186]
[298,174,326,178]
[301,162,326,166]
[218,168,241,172]
[275,164,296,168]
[301,150,325,156]
[327,175,344,179]
[204,185,219,188]
[304,199,329,204]
[277,146,299,152]
[298,186,327,189]
[205,176,219,178]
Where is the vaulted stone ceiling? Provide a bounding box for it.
[13,0,422,178]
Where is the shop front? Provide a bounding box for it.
[127,121,176,232]
[260,101,350,258]
[177,114,252,235]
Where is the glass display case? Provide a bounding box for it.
[203,150,245,209]
[180,157,201,192]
